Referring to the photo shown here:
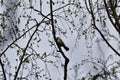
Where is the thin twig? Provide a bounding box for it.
[88,0,120,56]
[0,59,6,80]
[14,17,46,80]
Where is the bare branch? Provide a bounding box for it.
[88,0,120,56]
[49,0,69,80]
[0,59,6,80]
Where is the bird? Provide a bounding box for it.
[56,37,69,51]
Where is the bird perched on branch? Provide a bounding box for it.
[56,37,69,51]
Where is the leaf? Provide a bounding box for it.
[45,20,50,25]
[68,8,71,13]
[18,17,20,24]
[0,0,3,6]
[24,57,30,63]
[41,52,47,59]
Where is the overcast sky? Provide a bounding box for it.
[0,0,120,80]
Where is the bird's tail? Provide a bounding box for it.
[63,45,69,51]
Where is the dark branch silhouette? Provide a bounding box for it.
[49,0,69,80]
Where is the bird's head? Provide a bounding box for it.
[56,37,60,40]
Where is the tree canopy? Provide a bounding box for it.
[0,0,120,80]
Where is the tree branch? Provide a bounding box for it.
[14,17,46,80]
[49,0,69,80]
[88,0,120,56]
[103,0,120,34]
[0,3,72,57]
[0,59,6,80]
